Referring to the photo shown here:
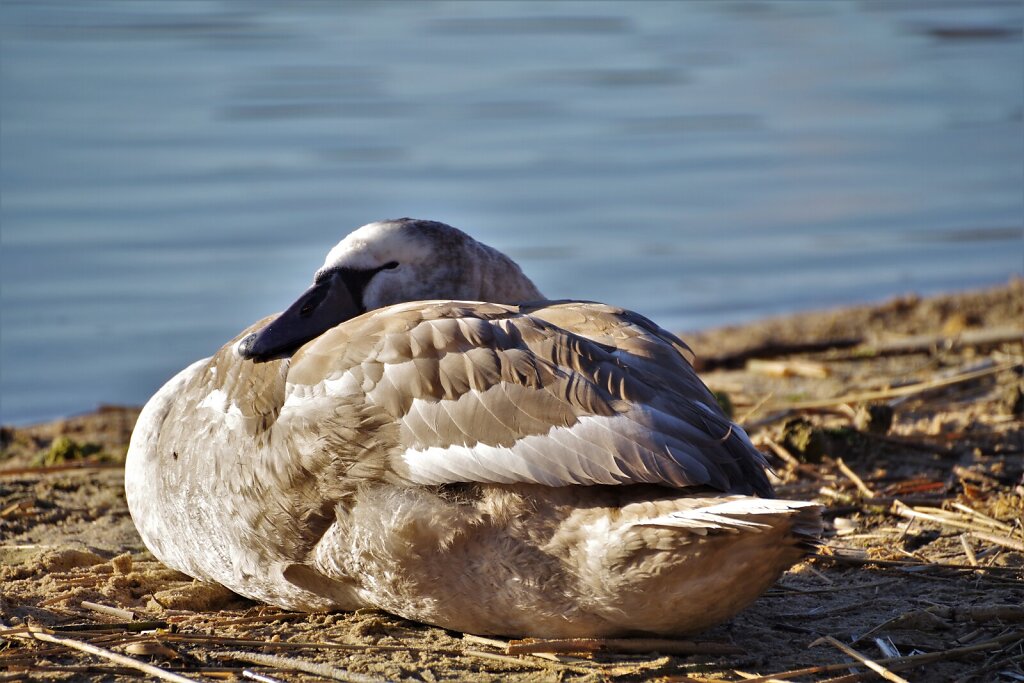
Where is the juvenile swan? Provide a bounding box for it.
[126,218,821,637]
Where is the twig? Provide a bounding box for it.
[954,465,1004,488]
[20,627,198,683]
[746,359,830,379]
[948,502,1016,532]
[732,663,850,683]
[761,436,802,469]
[462,634,510,650]
[912,505,1012,533]
[738,391,776,426]
[462,633,589,665]
[891,500,1024,541]
[222,651,388,683]
[816,552,1022,574]
[242,671,286,683]
[50,620,168,633]
[971,530,1024,553]
[0,500,33,518]
[835,458,876,497]
[810,635,911,683]
[960,534,979,566]
[81,600,136,622]
[464,649,540,666]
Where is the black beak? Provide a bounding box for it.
[237,272,360,362]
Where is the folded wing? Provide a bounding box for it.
[286,300,772,496]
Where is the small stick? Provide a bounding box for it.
[959,534,979,566]
[761,436,802,469]
[971,530,1024,553]
[462,633,509,649]
[811,635,911,683]
[81,600,136,622]
[948,502,1015,532]
[462,633,586,665]
[738,391,776,425]
[914,505,1009,531]
[50,620,168,633]
[895,517,916,545]
[891,500,1023,538]
[223,651,390,683]
[242,671,287,683]
[835,458,875,497]
[816,552,1021,573]
[22,628,198,683]
[804,564,835,585]
[464,649,539,666]
[0,500,32,518]
[732,663,840,682]
[818,486,857,504]
[746,358,830,379]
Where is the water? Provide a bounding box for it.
[1,1,1021,425]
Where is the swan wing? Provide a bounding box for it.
[284,300,771,495]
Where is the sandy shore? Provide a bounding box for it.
[2,281,1022,682]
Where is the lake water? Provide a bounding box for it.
[1,1,1022,425]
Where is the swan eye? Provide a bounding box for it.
[297,285,329,317]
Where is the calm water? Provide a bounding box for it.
[1,1,1022,425]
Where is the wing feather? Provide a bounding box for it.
[289,300,771,495]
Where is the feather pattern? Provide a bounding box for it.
[290,301,771,494]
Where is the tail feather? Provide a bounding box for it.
[633,497,823,537]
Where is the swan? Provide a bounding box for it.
[125,218,821,637]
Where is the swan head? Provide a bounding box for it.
[237,218,544,361]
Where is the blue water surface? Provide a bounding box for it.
[1,1,1022,424]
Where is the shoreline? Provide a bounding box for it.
[1,280,1022,681]
[2,278,1021,438]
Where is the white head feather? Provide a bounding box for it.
[317,219,545,310]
